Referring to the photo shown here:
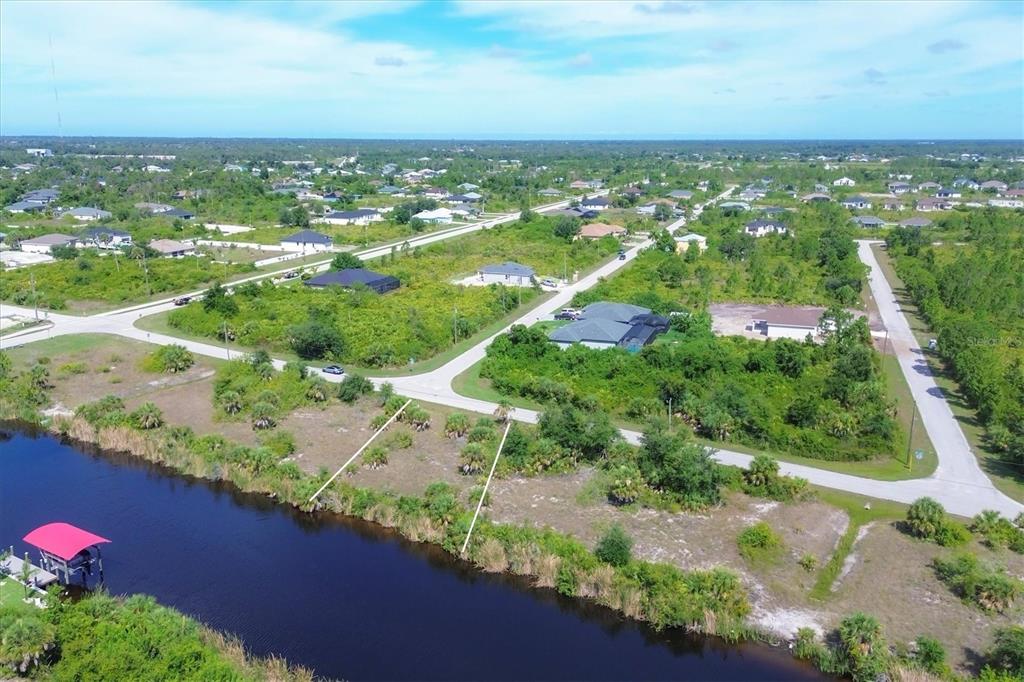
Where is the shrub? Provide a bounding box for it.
[913,635,947,676]
[259,430,296,457]
[971,510,1024,553]
[143,344,195,373]
[934,553,1021,612]
[387,431,413,450]
[798,553,818,572]
[288,319,345,360]
[364,446,389,469]
[594,524,633,567]
[987,625,1024,678]
[337,374,373,403]
[737,522,782,563]
[0,608,56,674]
[459,443,487,475]
[837,612,890,682]
[130,402,164,430]
[607,464,644,505]
[906,497,946,539]
[57,361,88,376]
[250,402,277,430]
[444,413,470,438]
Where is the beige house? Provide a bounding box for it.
[578,223,626,240]
[149,239,195,257]
[674,233,707,253]
[20,233,77,254]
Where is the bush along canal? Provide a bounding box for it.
[0,423,826,681]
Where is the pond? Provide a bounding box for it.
[0,426,826,681]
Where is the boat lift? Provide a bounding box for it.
[22,522,110,586]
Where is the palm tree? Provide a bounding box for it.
[444,413,470,439]
[251,402,276,430]
[404,405,431,432]
[219,390,243,415]
[459,443,486,475]
[29,365,50,390]
[493,400,514,424]
[132,402,164,430]
[305,378,329,403]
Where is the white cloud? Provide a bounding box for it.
[568,52,593,68]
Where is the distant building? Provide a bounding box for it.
[744,219,787,237]
[148,239,195,257]
[833,177,856,187]
[887,182,911,194]
[840,196,872,210]
[899,217,933,228]
[305,268,400,294]
[413,207,454,224]
[674,233,707,253]
[578,223,627,240]
[719,201,751,211]
[20,233,77,254]
[580,196,609,211]
[667,190,693,200]
[851,216,886,228]
[62,207,112,222]
[989,198,1024,209]
[135,202,175,214]
[751,307,826,340]
[80,227,132,249]
[280,229,333,252]
[477,261,535,287]
[319,209,382,226]
[25,148,53,157]
[4,200,47,213]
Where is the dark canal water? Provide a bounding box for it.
[0,426,826,681]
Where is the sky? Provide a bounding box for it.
[1,0,1022,140]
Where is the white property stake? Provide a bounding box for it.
[460,421,512,556]
[307,399,412,503]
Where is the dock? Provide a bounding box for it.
[1,552,59,590]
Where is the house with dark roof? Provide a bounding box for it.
[4,200,47,213]
[161,207,195,220]
[916,198,952,212]
[477,261,535,287]
[304,268,400,294]
[580,196,609,211]
[882,199,906,211]
[280,230,333,252]
[80,227,132,249]
[319,209,381,226]
[744,219,788,237]
[840,196,872,210]
[549,302,668,350]
[935,187,961,199]
[851,216,886,228]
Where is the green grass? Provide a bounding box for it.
[809,488,907,601]
[2,333,121,364]
[871,243,1024,503]
[0,577,35,611]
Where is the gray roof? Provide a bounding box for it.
[479,261,535,277]
[842,196,870,204]
[851,216,885,226]
[900,217,933,227]
[81,227,130,239]
[163,207,194,218]
[22,188,58,202]
[4,201,46,212]
[667,190,693,199]
[581,301,651,323]
[326,209,378,219]
[282,229,332,245]
[66,207,112,219]
[581,196,609,207]
[549,318,632,345]
[21,233,76,246]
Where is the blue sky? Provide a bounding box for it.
[1,0,1022,139]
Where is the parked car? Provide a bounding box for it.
[540,278,558,287]
[282,271,300,280]
[173,296,191,306]
[555,308,580,320]
[618,251,627,260]
[321,365,345,375]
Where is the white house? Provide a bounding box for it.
[20,233,77,254]
[989,198,1024,209]
[25,148,53,157]
[413,208,454,224]
[580,196,610,211]
[280,229,334,252]
[744,220,787,237]
[840,196,872,210]
[833,177,856,187]
[149,239,195,257]
[887,182,911,194]
[319,209,382,226]
[80,227,132,249]
[62,207,112,222]
[752,308,826,340]
[477,261,535,287]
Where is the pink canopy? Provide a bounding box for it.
[23,522,110,561]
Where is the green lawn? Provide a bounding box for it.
[0,577,35,611]
[3,333,122,364]
[871,243,1024,503]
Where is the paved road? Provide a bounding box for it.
[3,190,1020,517]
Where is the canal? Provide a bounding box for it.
[0,426,826,681]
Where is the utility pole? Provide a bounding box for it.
[222,320,230,360]
[30,273,38,320]
[668,397,673,431]
[906,403,917,469]
[453,306,458,344]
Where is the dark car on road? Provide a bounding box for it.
[283,271,300,280]
[618,250,627,260]
[321,365,345,375]
[173,296,191,306]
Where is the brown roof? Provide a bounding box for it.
[579,223,626,239]
[754,307,826,329]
